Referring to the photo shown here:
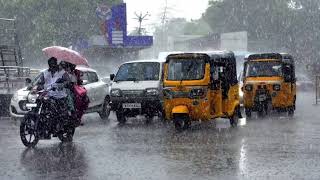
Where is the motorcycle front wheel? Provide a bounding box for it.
[20,114,39,147]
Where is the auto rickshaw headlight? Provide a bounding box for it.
[110,89,122,97]
[273,84,281,91]
[245,84,253,91]
[190,88,206,98]
[146,88,159,96]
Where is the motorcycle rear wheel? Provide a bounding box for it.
[20,114,39,147]
[58,126,75,142]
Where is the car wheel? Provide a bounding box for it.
[145,115,153,124]
[116,111,126,124]
[99,96,111,120]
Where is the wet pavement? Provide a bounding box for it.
[1,92,320,179]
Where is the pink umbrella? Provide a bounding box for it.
[42,46,89,66]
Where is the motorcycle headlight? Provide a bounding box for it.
[245,84,253,91]
[145,88,159,96]
[110,89,122,97]
[27,93,38,103]
[273,84,281,91]
[190,88,206,98]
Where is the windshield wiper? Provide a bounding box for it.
[127,78,138,81]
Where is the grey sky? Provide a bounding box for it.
[124,0,209,34]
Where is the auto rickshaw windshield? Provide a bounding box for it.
[245,61,282,77]
[167,59,205,81]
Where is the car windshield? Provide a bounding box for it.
[245,61,282,77]
[167,59,205,80]
[114,62,160,82]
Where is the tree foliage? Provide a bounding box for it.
[202,0,320,68]
[0,0,121,64]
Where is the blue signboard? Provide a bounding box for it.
[106,3,153,48]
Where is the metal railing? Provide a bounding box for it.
[316,76,320,104]
[0,66,30,90]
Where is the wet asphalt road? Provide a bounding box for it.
[1,92,320,180]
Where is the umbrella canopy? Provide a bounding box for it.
[42,46,89,66]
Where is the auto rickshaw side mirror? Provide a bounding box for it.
[110,74,115,81]
[284,74,292,82]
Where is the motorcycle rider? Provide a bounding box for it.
[36,57,71,136]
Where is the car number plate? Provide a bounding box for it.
[122,103,141,109]
[259,95,267,101]
[26,103,37,108]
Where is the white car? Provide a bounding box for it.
[10,67,111,120]
[110,59,165,124]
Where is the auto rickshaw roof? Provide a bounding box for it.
[247,53,294,64]
[166,50,236,64]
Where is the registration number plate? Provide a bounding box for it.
[122,103,141,109]
[26,103,37,108]
[259,95,267,101]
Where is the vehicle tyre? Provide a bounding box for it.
[174,114,190,131]
[116,111,126,124]
[99,96,111,120]
[288,106,294,117]
[257,105,264,117]
[230,108,239,127]
[245,108,252,118]
[58,126,75,142]
[146,115,153,124]
[20,114,39,147]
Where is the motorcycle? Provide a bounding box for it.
[20,83,77,147]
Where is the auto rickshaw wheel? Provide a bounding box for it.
[174,114,190,131]
[288,106,294,117]
[257,106,264,117]
[230,108,239,127]
[245,108,252,118]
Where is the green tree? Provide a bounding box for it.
[0,0,121,65]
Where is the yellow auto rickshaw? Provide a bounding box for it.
[163,51,241,130]
[242,53,296,117]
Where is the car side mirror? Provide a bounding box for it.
[25,78,32,86]
[110,74,115,81]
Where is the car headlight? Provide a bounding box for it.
[273,84,281,91]
[190,88,206,98]
[27,93,38,103]
[110,89,122,97]
[145,88,159,96]
[245,84,253,91]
